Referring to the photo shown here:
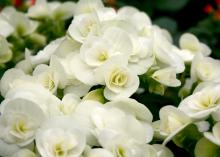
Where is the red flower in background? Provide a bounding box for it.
[203,4,214,14]
[215,0,220,5]
[215,10,220,19]
[12,0,36,8]
[13,0,23,7]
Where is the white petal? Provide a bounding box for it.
[71,54,97,85]
[0,68,25,97]
[179,33,200,52]
[106,98,153,122]
[53,2,75,20]
[26,37,64,66]
[0,19,14,37]
[152,67,181,87]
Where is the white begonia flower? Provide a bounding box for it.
[178,85,220,120]
[91,107,153,144]
[58,93,81,115]
[0,140,20,157]
[28,0,75,20]
[117,6,139,18]
[80,36,114,68]
[11,149,37,157]
[117,6,152,35]
[26,37,64,67]
[74,100,103,146]
[153,144,174,157]
[4,82,61,116]
[190,53,220,82]
[84,148,114,157]
[0,68,26,97]
[204,122,220,146]
[71,27,133,86]
[90,98,153,145]
[79,26,132,67]
[36,117,86,157]
[50,54,89,90]
[0,35,12,64]
[101,27,132,56]
[70,54,98,86]
[212,107,220,122]
[64,82,91,98]
[96,7,117,22]
[105,98,153,123]
[95,55,139,100]
[152,31,185,74]
[54,36,81,58]
[68,12,101,43]
[0,98,46,146]
[154,106,191,145]
[177,33,211,62]
[0,16,14,37]
[33,64,59,93]
[128,35,154,75]
[74,0,104,15]
[152,67,181,87]
[1,7,38,36]
[98,130,157,157]
[16,59,34,74]
[194,121,210,132]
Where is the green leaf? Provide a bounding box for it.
[173,124,203,155]
[154,17,177,34]
[83,88,107,104]
[155,0,189,12]
[194,138,220,157]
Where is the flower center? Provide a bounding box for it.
[116,145,126,157]
[54,143,65,157]
[199,97,215,108]
[110,69,128,87]
[14,120,28,134]
[42,74,56,91]
[98,51,108,62]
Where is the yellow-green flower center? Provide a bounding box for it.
[54,144,65,157]
[116,146,126,157]
[110,69,128,87]
[98,51,108,62]
[13,120,28,134]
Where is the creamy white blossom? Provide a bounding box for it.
[36,117,86,157]
[74,0,104,15]
[0,98,46,146]
[177,33,211,62]
[191,53,220,82]
[58,93,81,115]
[95,55,139,100]
[1,7,38,36]
[84,148,114,157]
[0,35,12,64]
[28,0,75,20]
[4,82,61,116]
[178,84,220,120]
[26,37,64,66]
[33,64,59,93]
[154,106,191,144]
[11,149,37,157]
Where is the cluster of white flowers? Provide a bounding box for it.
[0,0,220,156]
